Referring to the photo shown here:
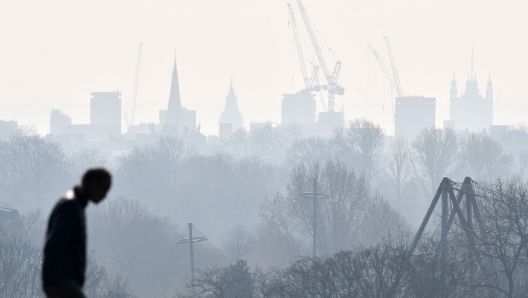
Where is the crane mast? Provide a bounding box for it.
[287,3,319,92]
[131,42,143,126]
[296,0,344,112]
[368,45,399,95]
[383,36,403,97]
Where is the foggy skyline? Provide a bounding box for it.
[1,0,527,135]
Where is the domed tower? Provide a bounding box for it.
[219,80,244,132]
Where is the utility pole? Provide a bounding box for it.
[177,223,207,280]
[300,178,328,258]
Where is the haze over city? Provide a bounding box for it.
[2,1,528,297]
[1,0,527,135]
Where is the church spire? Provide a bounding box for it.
[166,50,182,126]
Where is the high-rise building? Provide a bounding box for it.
[281,92,316,125]
[394,96,436,138]
[450,75,493,132]
[219,81,243,135]
[90,91,121,137]
[50,109,71,135]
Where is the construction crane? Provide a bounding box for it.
[130,42,144,126]
[368,45,399,95]
[296,0,344,112]
[383,36,403,97]
[287,3,320,93]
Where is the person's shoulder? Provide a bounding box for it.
[56,190,80,210]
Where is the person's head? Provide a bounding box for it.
[81,167,112,204]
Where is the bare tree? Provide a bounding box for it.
[459,133,512,182]
[388,136,410,200]
[88,197,186,297]
[177,260,257,298]
[116,136,189,203]
[471,179,528,298]
[333,118,385,181]
[263,240,408,298]
[218,126,298,165]
[515,150,528,180]
[0,135,70,209]
[284,137,332,169]
[260,159,403,258]
[411,127,458,196]
[0,236,42,298]
[69,148,107,178]
[222,225,257,262]
[89,197,226,296]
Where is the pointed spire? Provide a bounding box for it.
[166,49,182,126]
[220,79,243,131]
[226,79,237,105]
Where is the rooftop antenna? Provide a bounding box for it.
[130,42,144,126]
[471,46,474,81]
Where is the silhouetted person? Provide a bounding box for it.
[42,168,112,298]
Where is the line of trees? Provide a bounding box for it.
[178,179,528,298]
[0,210,136,298]
[2,120,528,296]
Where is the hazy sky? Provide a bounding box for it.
[1,0,527,136]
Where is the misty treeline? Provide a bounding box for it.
[1,119,528,297]
[176,179,528,298]
[0,209,136,298]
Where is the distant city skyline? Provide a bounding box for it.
[0,0,527,135]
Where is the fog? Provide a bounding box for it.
[2,1,528,134]
[1,1,528,297]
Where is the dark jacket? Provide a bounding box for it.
[42,187,88,287]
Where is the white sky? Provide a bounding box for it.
[0,0,527,136]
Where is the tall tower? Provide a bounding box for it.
[166,53,182,127]
[219,80,243,131]
[486,75,493,100]
[450,75,457,100]
[449,49,493,132]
